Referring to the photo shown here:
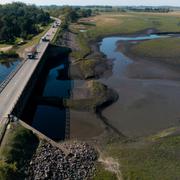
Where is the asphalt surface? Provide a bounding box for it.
[0,18,61,126]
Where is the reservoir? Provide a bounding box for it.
[99,34,180,137]
[21,34,180,140]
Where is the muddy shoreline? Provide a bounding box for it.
[61,30,128,138]
[61,27,180,139]
[114,33,180,68]
[97,32,180,137]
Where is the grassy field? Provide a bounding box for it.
[94,163,117,180]
[104,133,180,180]
[110,136,180,180]
[0,44,11,48]
[67,12,180,179]
[0,122,39,179]
[70,12,180,61]
[86,12,180,39]
[129,37,180,64]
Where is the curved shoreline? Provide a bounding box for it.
[67,26,180,138]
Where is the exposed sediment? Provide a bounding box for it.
[65,80,118,112]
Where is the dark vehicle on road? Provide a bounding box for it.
[41,36,50,42]
[27,46,37,59]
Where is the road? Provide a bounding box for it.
[0,18,61,127]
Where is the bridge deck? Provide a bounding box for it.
[0,18,61,127]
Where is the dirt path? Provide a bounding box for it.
[0,46,13,52]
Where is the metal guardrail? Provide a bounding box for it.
[0,58,27,94]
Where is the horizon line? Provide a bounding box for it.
[1,2,180,7]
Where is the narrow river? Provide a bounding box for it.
[99,34,180,137]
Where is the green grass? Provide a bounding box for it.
[0,122,39,179]
[129,37,180,64]
[94,163,117,180]
[68,12,180,179]
[70,12,180,60]
[0,161,17,180]
[0,44,11,48]
[86,13,180,40]
[70,33,91,59]
[105,135,180,180]
[54,12,180,179]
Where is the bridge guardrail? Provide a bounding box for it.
[0,58,27,94]
[0,58,28,146]
[0,117,9,146]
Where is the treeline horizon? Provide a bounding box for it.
[42,5,174,13]
[44,6,92,21]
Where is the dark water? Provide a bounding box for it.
[99,34,168,76]
[22,56,72,140]
[22,53,105,141]
[0,59,20,83]
[99,34,180,137]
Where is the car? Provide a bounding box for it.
[41,36,50,42]
[27,46,37,59]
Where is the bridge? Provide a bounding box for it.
[0,18,61,140]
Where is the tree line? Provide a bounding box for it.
[43,6,92,21]
[126,7,172,13]
[0,2,50,43]
[43,6,92,45]
[43,6,92,30]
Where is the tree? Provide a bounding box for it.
[0,2,50,42]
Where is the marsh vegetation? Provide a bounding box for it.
[65,11,180,179]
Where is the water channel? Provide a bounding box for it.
[99,34,180,137]
[19,33,180,140]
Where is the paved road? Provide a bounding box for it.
[0,18,61,127]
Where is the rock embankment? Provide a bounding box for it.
[25,141,98,180]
